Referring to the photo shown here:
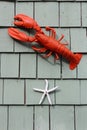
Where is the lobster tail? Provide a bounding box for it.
[69,54,82,70]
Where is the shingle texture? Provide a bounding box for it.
[0,0,87,130]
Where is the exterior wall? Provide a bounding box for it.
[0,0,87,130]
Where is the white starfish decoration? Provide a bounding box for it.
[33,79,59,105]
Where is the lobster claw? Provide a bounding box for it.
[14,14,35,28]
[8,28,36,42]
[14,14,43,33]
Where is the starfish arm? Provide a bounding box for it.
[47,93,52,105]
[33,88,44,93]
[48,86,59,93]
[39,93,46,104]
[45,79,49,91]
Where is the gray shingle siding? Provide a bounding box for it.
[0,0,87,130]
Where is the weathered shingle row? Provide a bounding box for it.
[0,79,86,105]
[0,106,87,130]
[17,0,87,1]
[0,53,86,78]
[1,2,87,27]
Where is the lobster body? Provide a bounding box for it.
[8,14,82,70]
[35,33,82,70]
[35,33,59,51]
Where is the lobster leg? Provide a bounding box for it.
[54,53,59,60]
[57,34,64,42]
[58,34,68,46]
[60,42,68,46]
[62,43,68,46]
[45,26,56,39]
[32,45,52,58]
[32,46,47,53]
[43,51,52,58]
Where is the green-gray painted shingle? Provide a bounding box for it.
[0,106,7,130]
[50,106,74,130]
[3,79,24,104]
[0,2,14,26]
[35,2,59,26]
[38,56,60,78]
[20,54,36,78]
[35,106,49,130]
[56,80,80,104]
[9,106,33,130]
[60,2,81,27]
[80,80,87,104]
[78,55,87,78]
[16,2,33,17]
[0,29,13,52]
[71,28,87,52]
[0,80,3,104]
[1,54,19,78]
[75,106,87,130]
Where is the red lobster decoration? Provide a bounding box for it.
[8,14,82,70]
